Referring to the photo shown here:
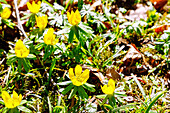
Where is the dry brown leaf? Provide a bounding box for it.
[119,44,152,76]
[106,66,121,80]
[154,25,168,34]
[150,0,167,10]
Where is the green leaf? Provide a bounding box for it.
[0,0,7,4]
[17,106,32,113]
[74,25,79,40]
[108,95,114,107]
[96,94,107,99]
[68,26,75,43]
[68,86,78,99]
[114,92,126,96]
[112,104,136,112]
[35,43,45,50]
[83,83,95,92]
[78,0,83,10]
[104,104,113,110]
[9,108,20,113]
[43,45,53,61]
[27,54,36,59]
[48,58,56,84]
[22,58,30,72]
[26,14,35,27]
[84,83,95,87]
[101,95,109,105]
[18,58,22,73]
[20,100,27,105]
[0,107,8,113]
[62,61,71,66]
[7,55,17,65]
[145,91,165,113]
[57,81,72,85]
[0,4,2,12]
[62,83,74,95]
[53,106,65,113]
[0,100,4,105]
[78,26,90,37]
[2,19,15,29]
[78,86,88,99]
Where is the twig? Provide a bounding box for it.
[14,0,28,39]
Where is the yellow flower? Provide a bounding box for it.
[67,9,81,25]
[2,90,22,108]
[101,79,115,95]
[69,65,89,86]
[44,28,58,45]
[27,1,41,13]
[35,15,48,30]
[1,7,11,19]
[15,39,29,58]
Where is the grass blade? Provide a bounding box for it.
[145,91,165,113]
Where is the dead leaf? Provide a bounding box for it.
[150,0,167,10]
[106,66,121,80]
[119,44,152,76]
[154,25,168,34]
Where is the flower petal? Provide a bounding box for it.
[15,39,29,58]
[26,2,32,11]
[13,91,21,107]
[72,78,82,86]
[12,90,18,100]
[1,7,11,19]
[38,1,41,6]
[75,65,82,77]
[101,79,115,95]
[69,68,75,80]
[19,94,22,103]
[2,91,14,108]
[80,69,89,84]
[75,9,81,24]
[108,79,115,90]
[2,91,10,102]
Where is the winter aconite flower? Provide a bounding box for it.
[67,9,81,25]
[44,28,58,45]
[2,91,22,108]
[101,79,115,95]
[1,7,11,19]
[69,65,90,86]
[15,39,29,58]
[27,1,41,14]
[35,15,48,30]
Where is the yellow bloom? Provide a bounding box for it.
[27,1,41,13]
[15,39,29,58]
[35,15,48,30]
[44,28,58,45]
[1,7,11,19]
[69,65,89,86]
[101,79,115,95]
[2,90,22,108]
[67,9,81,25]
